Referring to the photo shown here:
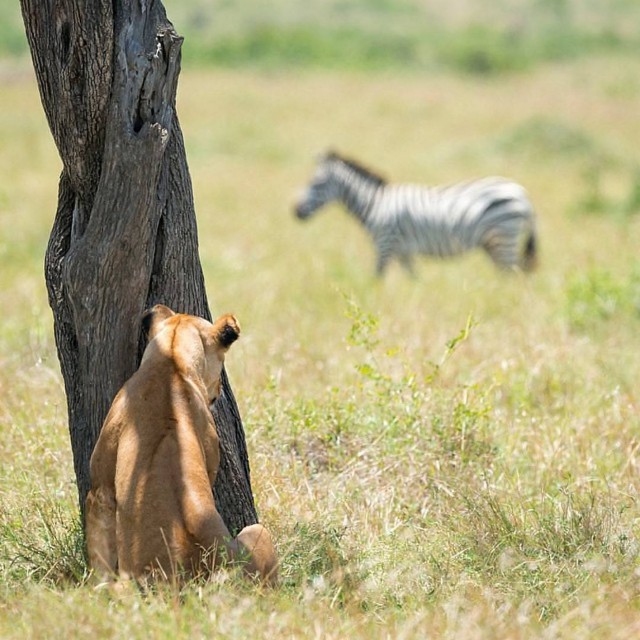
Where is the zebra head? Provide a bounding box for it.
[294,152,342,220]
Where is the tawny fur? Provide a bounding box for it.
[85,304,278,586]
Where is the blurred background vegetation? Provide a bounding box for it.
[2,0,640,73]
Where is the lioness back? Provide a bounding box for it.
[87,306,241,581]
[113,372,217,576]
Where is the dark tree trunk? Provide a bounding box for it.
[20,0,257,535]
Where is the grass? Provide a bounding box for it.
[3,29,640,640]
[139,0,640,73]
[3,0,640,73]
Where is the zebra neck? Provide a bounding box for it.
[338,178,380,222]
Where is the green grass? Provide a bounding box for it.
[3,28,640,640]
[3,0,640,73]
[171,0,640,73]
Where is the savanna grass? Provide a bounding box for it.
[3,33,640,640]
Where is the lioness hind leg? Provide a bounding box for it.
[85,487,118,582]
[236,523,278,586]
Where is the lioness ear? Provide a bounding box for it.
[142,304,176,340]
[211,314,240,350]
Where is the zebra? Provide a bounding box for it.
[294,150,538,276]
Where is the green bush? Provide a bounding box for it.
[437,25,531,75]
[0,4,28,58]
[187,26,424,71]
[5,0,639,73]
[0,496,86,587]
[564,266,640,331]
[498,117,602,160]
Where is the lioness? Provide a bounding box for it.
[85,304,277,586]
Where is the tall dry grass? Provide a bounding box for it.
[1,53,640,637]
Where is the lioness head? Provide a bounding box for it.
[142,304,240,404]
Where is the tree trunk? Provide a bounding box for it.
[20,0,257,536]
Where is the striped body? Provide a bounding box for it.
[295,152,538,276]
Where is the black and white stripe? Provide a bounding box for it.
[294,151,538,276]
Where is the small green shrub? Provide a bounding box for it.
[432,394,495,465]
[188,26,423,71]
[571,161,640,219]
[0,497,86,587]
[497,117,602,161]
[564,266,640,331]
[619,169,640,217]
[575,162,611,216]
[437,25,531,75]
[0,3,28,58]
[278,522,357,602]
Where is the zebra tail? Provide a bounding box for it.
[522,230,538,272]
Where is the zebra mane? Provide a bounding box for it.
[324,151,387,187]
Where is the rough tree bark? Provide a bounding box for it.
[20,0,258,535]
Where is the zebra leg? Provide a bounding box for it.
[482,230,519,271]
[520,230,537,271]
[375,250,392,277]
[398,253,416,277]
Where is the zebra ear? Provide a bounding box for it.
[319,148,338,162]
